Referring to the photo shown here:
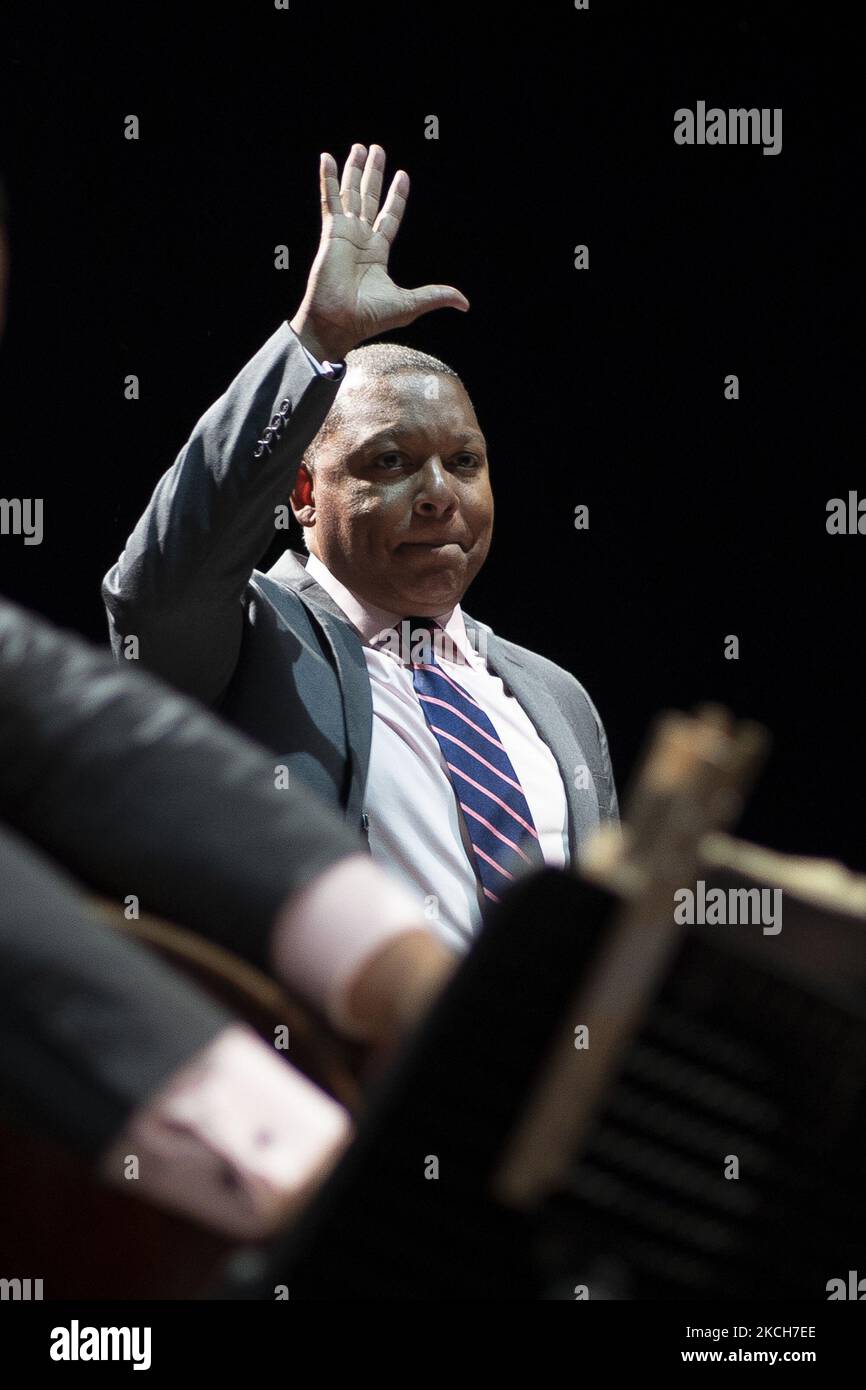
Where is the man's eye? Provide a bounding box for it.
[454,454,481,468]
[376,451,404,469]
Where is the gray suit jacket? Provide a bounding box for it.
[103,322,619,858]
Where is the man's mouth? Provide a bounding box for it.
[396,539,466,553]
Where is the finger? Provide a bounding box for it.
[372,169,409,245]
[319,153,342,219]
[359,143,386,224]
[395,284,471,326]
[339,142,367,218]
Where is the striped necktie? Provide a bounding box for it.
[402,617,544,905]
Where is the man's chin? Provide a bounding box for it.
[389,554,468,614]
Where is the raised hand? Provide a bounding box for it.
[289,142,469,363]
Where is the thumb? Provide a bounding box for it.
[403,283,470,321]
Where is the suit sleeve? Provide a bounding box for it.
[574,679,620,824]
[101,323,343,705]
[595,702,620,823]
[0,820,230,1159]
[0,596,363,975]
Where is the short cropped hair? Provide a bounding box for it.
[303,341,464,471]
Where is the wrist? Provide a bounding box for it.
[289,307,353,366]
[345,930,457,1047]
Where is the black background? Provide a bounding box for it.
[1,2,861,864]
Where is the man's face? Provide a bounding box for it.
[292,369,494,616]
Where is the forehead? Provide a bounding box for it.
[335,369,481,443]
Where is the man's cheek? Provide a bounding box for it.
[333,492,371,539]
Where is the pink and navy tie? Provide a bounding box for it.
[404,618,544,904]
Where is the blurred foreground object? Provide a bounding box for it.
[0,902,360,1300]
[222,704,864,1299]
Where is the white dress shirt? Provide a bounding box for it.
[304,553,569,951]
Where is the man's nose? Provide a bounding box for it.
[412,458,458,517]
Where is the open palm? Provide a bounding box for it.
[291,143,469,360]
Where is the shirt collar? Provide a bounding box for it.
[304,552,478,664]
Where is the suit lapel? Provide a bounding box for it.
[265,551,373,821]
[263,554,597,854]
[466,618,596,860]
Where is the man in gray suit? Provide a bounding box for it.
[104,142,618,950]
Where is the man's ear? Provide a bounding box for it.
[290,463,316,527]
